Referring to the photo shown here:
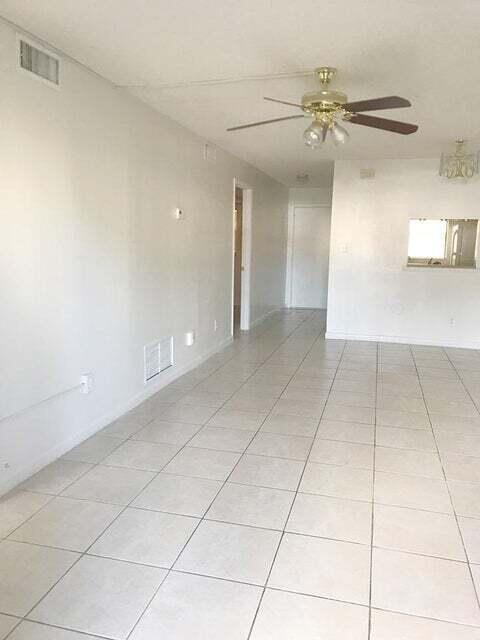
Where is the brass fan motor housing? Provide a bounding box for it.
[301,68,348,116]
[301,89,348,115]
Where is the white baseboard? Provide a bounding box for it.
[325,330,480,350]
[1,336,233,497]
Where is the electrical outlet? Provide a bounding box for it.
[80,373,94,394]
[214,319,218,332]
[450,318,456,326]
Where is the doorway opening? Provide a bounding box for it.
[232,180,252,334]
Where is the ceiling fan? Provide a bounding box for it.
[227,67,418,148]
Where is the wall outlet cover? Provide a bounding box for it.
[80,373,94,394]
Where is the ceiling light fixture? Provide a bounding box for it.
[439,140,479,179]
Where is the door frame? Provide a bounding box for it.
[231,179,253,334]
[286,204,332,308]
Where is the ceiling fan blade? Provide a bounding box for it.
[344,96,411,112]
[227,115,305,131]
[264,96,303,109]
[347,113,418,135]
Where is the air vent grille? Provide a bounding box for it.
[144,337,174,382]
[19,39,59,85]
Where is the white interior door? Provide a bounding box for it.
[291,206,331,309]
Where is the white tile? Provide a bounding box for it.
[280,388,328,404]
[0,491,52,538]
[316,420,374,444]
[301,463,373,501]
[376,395,427,413]
[374,504,465,560]
[260,413,318,437]
[20,461,93,495]
[208,409,267,431]
[63,434,123,463]
[430,414,480,434]
[7,622,99,640]
[375,471,452,513]
[175,520,280,585]
[90,507,198,567]
[287,493,372,544]
[247,432,312,460]
[375,447,443,478]
[101,411,152,439]
[250,589,369,640]
[458,517,480,564]
[269,533,370,604]
[229,454,304,490]
[328,390,375,408]
[30,556,166,640]
[271,398,324,419]
[188,426,254,452]
[442,453,480,482]
[371,609,480,639]
[377,383,422,399]
[375,427,436,451]
[132,472,221,516]
[309,440,374,468]
[132,420,202,445]
[372,548,480,625]
[159,404,217,425]
[427,399,479,418]
[322,405,375,425]
[206,483,294,530]
[163,447,241,481]
[62,465,155,505]
[9,497,122,551]
[376,409,430,429]
[449,480,480,518]
[224,396,276,413]
[0,615,19,640]
[0,540,78,616]
[129,571,261,640]
[333,379,376,395]
[102,440,181,471]
[178,391,230,408]
[472,564,480,598]
[436,432,480,458]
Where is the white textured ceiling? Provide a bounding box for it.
[2,0,480,186]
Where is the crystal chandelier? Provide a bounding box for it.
[439,139,479,179]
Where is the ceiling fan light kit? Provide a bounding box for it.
[227,66,419,147]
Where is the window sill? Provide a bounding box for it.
[404,265,479,272]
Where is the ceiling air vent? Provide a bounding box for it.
[19,38,60,86]
[144,337,174,383]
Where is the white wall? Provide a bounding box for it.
[0,21,288,494]
[326,159,480,348]
[285,188,332,306]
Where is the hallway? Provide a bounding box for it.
[1,309,480,639]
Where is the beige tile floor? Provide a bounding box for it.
[1,309,480,639]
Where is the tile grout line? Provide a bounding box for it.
[4,318,480,637]
[410,346,480,613]
[123,309,322,640]
[442,349,480,610]
[367,340,379,640]
[246,318,347,639]
[2,311,314,640]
